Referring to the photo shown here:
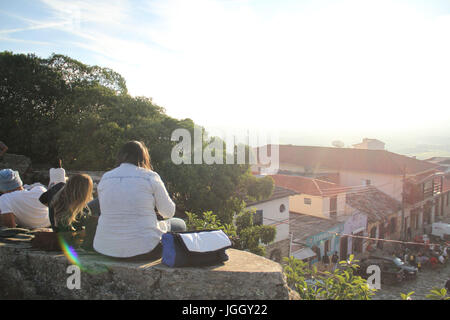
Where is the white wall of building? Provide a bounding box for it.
[353,139,385,150]
[246,196,290,243]
[339,170,403,201]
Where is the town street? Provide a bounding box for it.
[373,262,450,300]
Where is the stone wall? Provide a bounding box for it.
[0,154,32,177]
[265,238,290,263]
[0,242,299,300]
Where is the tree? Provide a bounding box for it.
[0,51,274,224]
[283,255,376,300]
[185,210,276,256]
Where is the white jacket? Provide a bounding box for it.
[93,163,175,257]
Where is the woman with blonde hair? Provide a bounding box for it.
[93,140,186,261]
[40,173,93,232]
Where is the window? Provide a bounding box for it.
[279,204,286,213]
[304,198,312,205]
[253,210,263,226]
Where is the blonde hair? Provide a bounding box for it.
[51,174,93,227]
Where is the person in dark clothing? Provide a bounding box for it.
[331,251,339,271]
[445,279,450,292]
[39,174,93,232]
[322,254,330,271]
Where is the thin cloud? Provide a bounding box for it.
[0,36,53,46]
[1,0,450,132]
[0,21,70,35]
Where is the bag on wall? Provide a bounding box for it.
[161,229,232,268]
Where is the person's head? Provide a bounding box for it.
[0,169,23,194]
[116,140,152,170]
[51,174,93,227]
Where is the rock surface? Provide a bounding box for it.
[0,242,299,300]
[0,154,32,176]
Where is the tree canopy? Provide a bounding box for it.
[0,51,274,223]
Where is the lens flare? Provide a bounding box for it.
[58,234,84,271]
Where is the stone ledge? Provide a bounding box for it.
[0,243,299,300]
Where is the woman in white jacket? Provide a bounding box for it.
[93,141,186,260]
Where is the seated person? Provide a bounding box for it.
[0,141,7,159]
[39,174,93,232]
[48,166,67,189]
[429,256,438,267]
[0,169,50,229]
[93,141,186,261]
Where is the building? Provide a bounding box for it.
[254,145,446,240]
[271,174,374,262]
[245,185,298,262]
[345,186,401,254]
[425,157,450,173]
[289,212,344,265]
[403,170,447,236]
[443,174,450,217]
[353,138,385,150]
[270,174,348,219]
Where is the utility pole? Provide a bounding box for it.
[400,166,406,241]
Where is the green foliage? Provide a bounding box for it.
[283,254,376,300]
[400,291,415,300]
[400,287,449,300]
[425,288,449,300]
[244,175,274,203]
[185,210,276,256]
[0,51,274,223]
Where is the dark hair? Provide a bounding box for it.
[117,141,153,170]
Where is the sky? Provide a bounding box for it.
[1,0,450,140]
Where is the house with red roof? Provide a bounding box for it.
[270,174,348,219]
[255,144,449,240]
[270,173,402,262]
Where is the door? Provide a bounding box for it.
[330,196,337,218]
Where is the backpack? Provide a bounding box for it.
[161,229,232,267]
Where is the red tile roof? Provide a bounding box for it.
[316,173,340,184]
[346,186,401,223]
[257,145,439,176]
[270,174,349,197]
[406,170,440,184]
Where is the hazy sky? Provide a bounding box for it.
[1,0,450,135]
